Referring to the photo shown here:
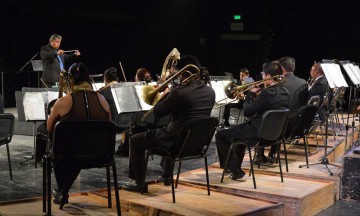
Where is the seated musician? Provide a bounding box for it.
[122,55,215,192]
[215,61,290,180]
[257,57,308,164]
[135,67,154,84]
[223,68,253,127]
[47,62,111,208]
[99,67,119,123]
[307,62,330,121]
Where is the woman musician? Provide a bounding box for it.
[98,67,119,123]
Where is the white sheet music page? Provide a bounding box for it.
[343,63,360,85]
[321,63,348,88]
[23,92,51,121]
[349,64,360,84]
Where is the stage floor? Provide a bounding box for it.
[1,108,360,215]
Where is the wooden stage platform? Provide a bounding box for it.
[0,115,359,215]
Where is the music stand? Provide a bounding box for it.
[20,87,58,167]
[210,76,234,127]
[338,61,360,152]
[31,60,43,87]
[300,60,348,175]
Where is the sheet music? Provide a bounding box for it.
[92,82,105,91]
[342,63,360,85]
[350,64,360,84]
[321,63,348,88]
[23,91,58,121]
[110,82,148,114]
[211,80,236,104]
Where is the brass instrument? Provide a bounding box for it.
[160,48,180,82]
[141,64,200,121]
[215,75,284,109]
[58,70,74,97]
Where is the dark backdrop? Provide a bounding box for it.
[1,0,360,107]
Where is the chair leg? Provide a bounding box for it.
[176,161,182,189]
[204,156,210,196]
[42,156,46,213]
[6,144,12,180]
[46,157,52,215]
[171,161,176,203]
[248,144,256,189]
[282,139,289,173]
[277,143,284,183]
[106,166,112,208]
[303,136,309,168]
[221,144,233,183]
[141,151,150,195]
[111,162,121,216]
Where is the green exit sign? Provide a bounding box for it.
[234,15,241,20]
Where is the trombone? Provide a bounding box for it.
[215,75,284,109]
[141,64,200,121]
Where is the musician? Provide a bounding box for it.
[257,57,308,164]
[135,68,154,84]
[215,61,290,180]
[307,62,330,121]
[99,67,119,123]
[123,55,215,192]
[40,34,81,88]
[47,62,111,208]
[223,68,253,127]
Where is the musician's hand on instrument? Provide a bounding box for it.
[250,86,261,94]
[162,87,171,96]
[57,49,64,55]
[357,105,360,110]
[74,50,81,56]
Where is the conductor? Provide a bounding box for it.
[40,34,80,88]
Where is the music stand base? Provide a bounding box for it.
[20,154,34,166]
[299,157,341,176]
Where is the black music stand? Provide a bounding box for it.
[31,60,43,87]
[338,61,360,152]
[299,60,348,175]
[19,87,58,167]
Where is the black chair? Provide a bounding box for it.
[42,120,121,216]
[221,109,290,189]
[141,116,219,203]
[0,113,15,180]
[286,105,319,168]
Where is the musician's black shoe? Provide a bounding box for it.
[52,189,69,209]
[228,169,246,180]
[254,156,269,165]
[157,176,172,186]
[122,182,148,193]
[268,154,276,164]
[224,121,230,127]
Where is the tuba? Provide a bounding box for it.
[58,70,74,97]
[159,48,181,83]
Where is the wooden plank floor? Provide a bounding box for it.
[0,114,358,216]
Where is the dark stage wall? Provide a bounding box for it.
[1,1,360,107]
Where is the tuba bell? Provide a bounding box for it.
[159,48,180,83]
[58,70,74,97]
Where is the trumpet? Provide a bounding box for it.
[215,75,284,109]
[141,64,200,121]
